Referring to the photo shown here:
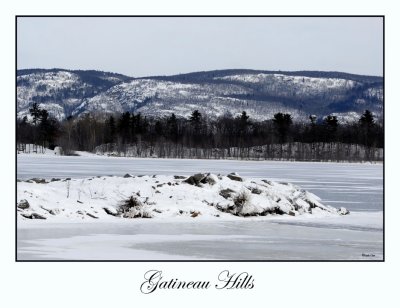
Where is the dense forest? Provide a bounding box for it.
[16,103,383,162]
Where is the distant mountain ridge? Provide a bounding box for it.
[147,69,382,84]
[17,68,383,122]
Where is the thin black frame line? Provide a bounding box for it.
[15,15,18,263]
[15,15,385,17]
[15,15,385,263]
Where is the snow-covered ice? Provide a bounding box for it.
[17,154,383,260]
[17,212,382,260]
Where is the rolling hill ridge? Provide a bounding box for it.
[17,68,383,122]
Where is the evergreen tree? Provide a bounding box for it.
[308,115,317,142]
[236,111,251,148]
[189,110,202,126]
[105,115,116,143]
[189,110,204,148]
[17,116,32,145]
[238,111,250,131]
[273,112,293,143]
[167,113,179,142]
[323,115,339,142]
[359,110,375,147]
[29,103,42,126]
[154,120,163,136]
[359,110,375,127]
[118,112,131,143]
[134,113,143,135]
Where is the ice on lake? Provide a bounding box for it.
[18,212,383,260]
[17,155,383,260]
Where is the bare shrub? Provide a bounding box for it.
[233,191,250,208]
[230,191,251,215]
[118,196,152,218]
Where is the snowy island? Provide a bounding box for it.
[17,172,349,222]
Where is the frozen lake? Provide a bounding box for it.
[17,155,383,212]
[17,155,383,260]
[17,212,383,260]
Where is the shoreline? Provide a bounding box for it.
[17,150,384,165]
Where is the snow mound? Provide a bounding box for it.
[17,173,349,222]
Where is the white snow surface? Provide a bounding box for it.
[215,73,358,90]
[17,173,342,222]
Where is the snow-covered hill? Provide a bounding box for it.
[17,69,131,120]
[17,69,383,122]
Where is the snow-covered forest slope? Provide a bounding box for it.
[17,69,383,122]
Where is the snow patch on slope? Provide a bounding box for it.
[216,73,358,90]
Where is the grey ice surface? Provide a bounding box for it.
[17,217,383,260]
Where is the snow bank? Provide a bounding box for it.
[17,173,349,222]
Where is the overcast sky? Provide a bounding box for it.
[17,17,383,77]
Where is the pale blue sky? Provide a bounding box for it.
[17,17,383,77]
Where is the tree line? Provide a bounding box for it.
[17,103,383,161]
